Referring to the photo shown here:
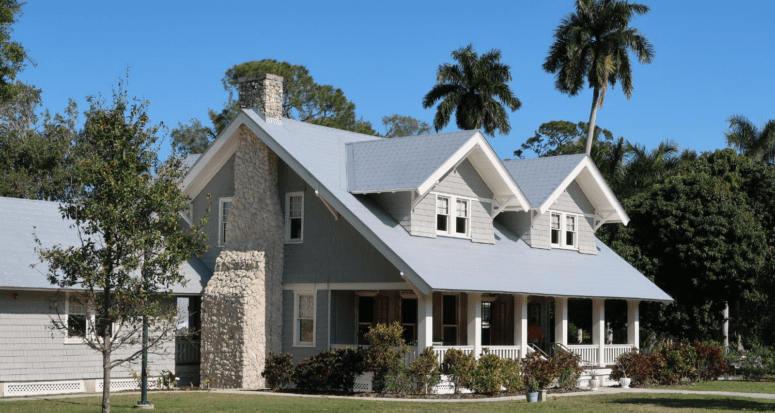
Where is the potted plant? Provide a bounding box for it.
[616,360,631,388]
[588,369,600,390]
[525,377,539,403]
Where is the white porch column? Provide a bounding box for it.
[514,294,528,359]
[467,292,482,359]
[592,298,606,367]
[554,297,568,347]
[417,292,434,351]
[627,299,640,352]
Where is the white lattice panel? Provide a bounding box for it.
[4,380,84,397]
[96,378,159,392]
[353,373,372,393]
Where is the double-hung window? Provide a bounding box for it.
[295,293,315,346]
[66,297,88,342]
[549,211,579,249]
[219,197,233,246]
[285,192,304,243]
[436,194,471,238]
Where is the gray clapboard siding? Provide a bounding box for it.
[0,291,174,382]
[279,162,404,285]
[432,160,494,200]
[528,180,597,254]
[410,194,436,238]
[192,154,235,271]
[370,192,412,234]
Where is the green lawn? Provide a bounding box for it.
[652,380,775,393]
[2,392,775,412]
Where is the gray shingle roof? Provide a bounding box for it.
[243,111,672,302]
[0,196,209,294]
[347,131,479,192]
[502,154,587,208]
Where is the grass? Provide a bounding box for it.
[652,380,775,393]
[2,392,775,412]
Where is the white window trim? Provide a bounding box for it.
[434,193,473,239]
[218,197,233,247]
[293,290,316,347]
[549,210,579,250]
[63,292,111,345]
[285,191,304,244]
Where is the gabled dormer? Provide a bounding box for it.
[346,131,529,244]
[500,154,629,255]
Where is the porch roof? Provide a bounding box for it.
[0,196,210,294]
[204,110,672,303]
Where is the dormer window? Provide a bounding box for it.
[437,196,449,232]
[549,210,578,250]
[436,194,471,238]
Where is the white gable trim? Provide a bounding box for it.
[181,113,244,198]
[537,156,629,226]
[416,132,529,212]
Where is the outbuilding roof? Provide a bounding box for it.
[182,110,671,302]
[0,196,209,294]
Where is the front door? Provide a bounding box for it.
[491,301,507,345]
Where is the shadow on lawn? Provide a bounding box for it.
[611,396,775,411]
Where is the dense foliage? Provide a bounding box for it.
[293,348,366,393]
[261,351,294,390]
[439,348,476,394]
[520,351,559,391]
[610,342,727,386]
[408,346,440,395]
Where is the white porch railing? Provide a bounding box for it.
[566,344,635,366]
[604,344,633,365]
[567,345,598,365]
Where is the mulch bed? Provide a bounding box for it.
[258,387,590,399]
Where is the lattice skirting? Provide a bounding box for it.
[351,374,473,394]
[3,380,85,397]
[97,378,160,392]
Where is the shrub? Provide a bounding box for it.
[261,351,294,390]
[520,351,559,390]
[409,346,440,395]
[610,351,660,386]
[727,345,773,380]
[501,358,523,393]
[439,348,476,394]
[293,348,365,393]
[380,364,413,395]
[692,342,727,381]
[365,322,408,392]
[554,348,583,390]
[471,351,505,394]
[658,342,697,384]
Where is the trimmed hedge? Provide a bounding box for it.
[610,342,727,386]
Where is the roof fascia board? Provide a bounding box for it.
[240,112,432,295]
[471,133,530,212]
[182,112,246,198]
[537,157,630,225]
[417,135,478,196]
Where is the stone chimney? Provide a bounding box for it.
[238,74,283,119]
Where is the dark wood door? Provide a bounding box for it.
[491,302,507,345]
[375,296,390,326]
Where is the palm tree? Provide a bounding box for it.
[543,0,655,155]
[422,44,521,137]
[725,114,775,165]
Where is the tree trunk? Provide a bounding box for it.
[586,87,601,156]
[102,346,111,413]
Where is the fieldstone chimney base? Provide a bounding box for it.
[238,73,283,119]
[200,125,284,389]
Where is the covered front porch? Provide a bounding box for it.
[328,288,641,367]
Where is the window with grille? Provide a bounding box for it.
[67,298,88,340]
[286,192,304,243]
[219,198,233,246]
[455,199,468,235]
[549,211,579,250]
[296,293,315,346]
[436,196,449,232]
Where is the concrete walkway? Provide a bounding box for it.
[2,387,774,403]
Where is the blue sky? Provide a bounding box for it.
[14,0,775,161]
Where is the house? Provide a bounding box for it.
[185,74,672,389]
[0,72,672,395]
[0,197,209,397]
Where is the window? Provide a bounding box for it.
[357,296,374,345]
[285,192,304,243]
[549,211,579,250]
[436,194,472,238]
[295,293,315,346]
[401,298,418,344]
[481,302,492,346]
[442,295,458,345]
[456,199,468,235]
[436,196,449,232]
[218,197,233,246]
[67,297,88,341]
